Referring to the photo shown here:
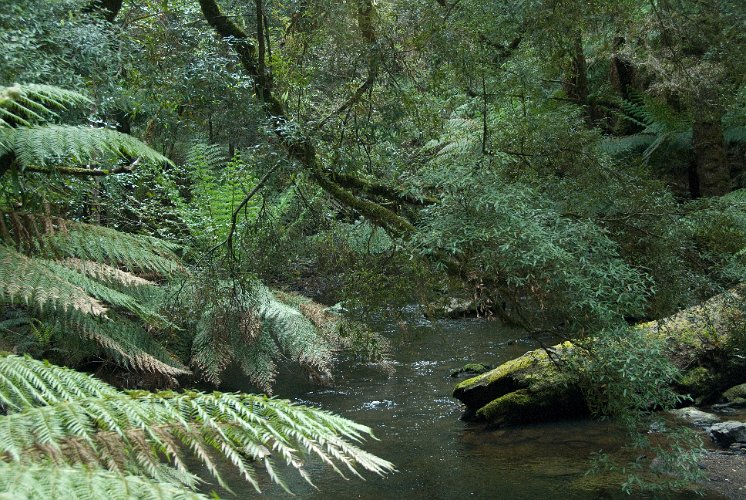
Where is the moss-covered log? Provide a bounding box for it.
[454,286,745,425]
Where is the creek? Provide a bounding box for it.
[220,311,712,499]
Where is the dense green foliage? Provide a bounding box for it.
[0,0,744,495]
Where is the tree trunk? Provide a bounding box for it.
[693,99,730,197]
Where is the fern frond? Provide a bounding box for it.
[0,462,207,500]
[185,142,227,172]
[41,221,184,276]
[0,354,119,412]
[0,245,108,317]
[69,315,190,376]
[0,84,90,128]
[11,125,171,167]
[60,259,156,289]
[259,288,335,378]
[600,133,654,155]
[0,211,184,277]
[0,355,394,492]
[46,261,170,326]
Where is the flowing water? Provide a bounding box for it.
[220,312,714,499]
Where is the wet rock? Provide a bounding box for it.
[450,363,492,378]
[723,383,746,407]
[669,407,721,428]
[453,343,588,425]
[709,421,746,448]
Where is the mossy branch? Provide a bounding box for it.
[197,0,415,237]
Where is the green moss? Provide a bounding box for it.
[455,345,563,391]
[723,383,746,404]
[476,389,535,424]
[450,363,491,377]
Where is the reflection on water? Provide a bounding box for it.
[217,314,709,499]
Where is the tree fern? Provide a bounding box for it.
[604,93,746,161]
[257,286,335,381]
[1,83,169,170]
[0,354,394,494]
[187,280,337,392]
[185,142,227,172]
[177,147,260,245]
[0,245,108,317]
[60,259,157,289]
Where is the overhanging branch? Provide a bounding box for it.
[197,0,415,237]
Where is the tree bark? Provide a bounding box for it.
[693,98,730,197]
[84,0,123,23]
[563,32,588,106]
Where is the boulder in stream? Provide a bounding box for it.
[452,343,587,424]
[669,407,720,429]
[450,362,492,378]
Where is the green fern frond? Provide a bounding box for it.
[600,133,654,155]
[41,222,184,276]
[60,259,157,289]
[0,353,119,412]
[234,331,279,393]
[0,245,108,317]
[618,91,689,134]
[423,116,482,164]
[11,125,171,167]
[188,281,336,391]
[46,261,170,326]
[69,315,190,376]
[0,355,394,493]
[0,462,207,500]
[259,288,335,378]
[185,142,227,172]
[0,211,184,277]
[0,84,90,128]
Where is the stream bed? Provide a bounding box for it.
[220,313,718,499]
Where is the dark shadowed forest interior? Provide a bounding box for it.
[0,0,744,498]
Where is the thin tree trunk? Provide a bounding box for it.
[693,99,730,197]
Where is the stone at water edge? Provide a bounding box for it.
[708,421,746,448]
[452,343,588,425]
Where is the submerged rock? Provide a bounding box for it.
[450,362,492,378]
[453,286,744,425]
